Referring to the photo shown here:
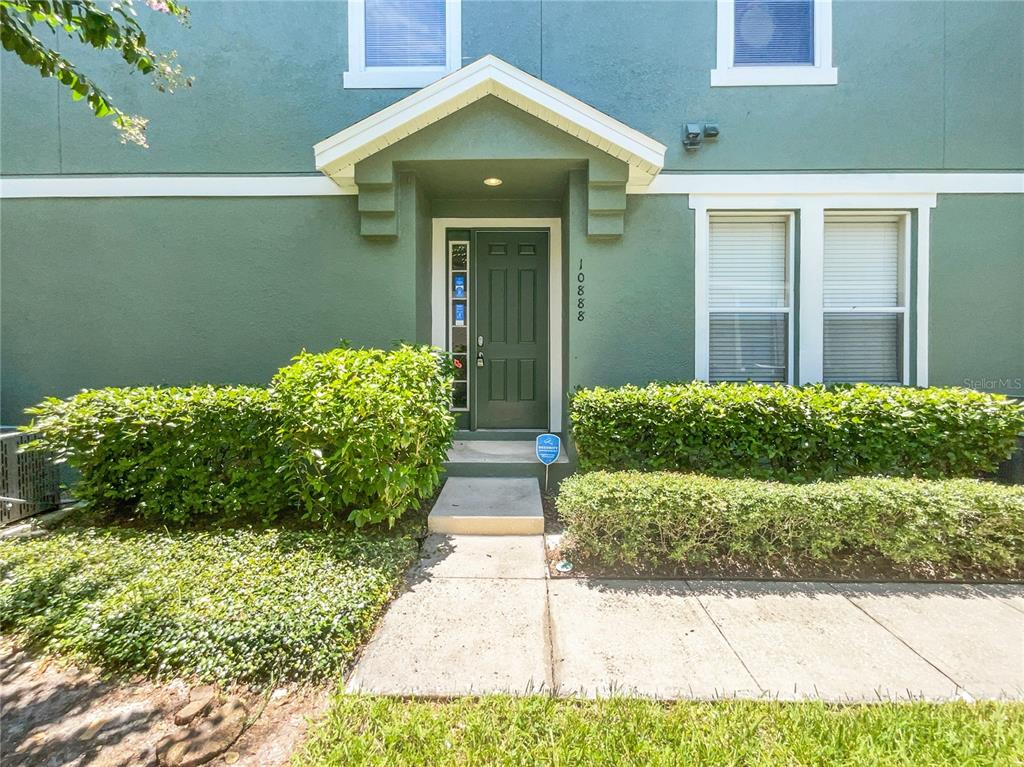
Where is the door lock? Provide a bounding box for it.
[477,335,484,347]
[476,352,485,368]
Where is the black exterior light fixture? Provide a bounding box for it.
[684,122,720,151]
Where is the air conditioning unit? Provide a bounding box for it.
[1,430,61,525]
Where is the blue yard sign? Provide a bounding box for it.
[536,433,561,466]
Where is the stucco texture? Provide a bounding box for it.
[2,0,1021,175]
[0,194,422,423]
[928,194,1024,397]
[564,172,696,390]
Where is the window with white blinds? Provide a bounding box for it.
[345,0,460,89]
[708,216,791,383]
[822,216,907,384]
[711,0,837,87]
[734,0,815,66]
[365,0,447,68]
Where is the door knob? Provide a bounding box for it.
[476,352,485,367]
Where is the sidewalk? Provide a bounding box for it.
[346,534,1024,702]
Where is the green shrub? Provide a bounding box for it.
[558,471,1024,573]
[25,386,289,523]
[24,345,455,526]
[0,525,418,684]
[571,382,1024,481]
[272,345,455,526]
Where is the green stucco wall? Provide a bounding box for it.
[1,2,1021,424]
[564,172,696,390]
[2,1,1021,175]
[3,188,1021,425]
[929,194,1024,397]
[0,192,425,423]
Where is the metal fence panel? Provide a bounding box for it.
[1,431,61,524]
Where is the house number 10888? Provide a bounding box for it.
[576,258,585,321]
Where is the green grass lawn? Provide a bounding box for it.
[0,520,420,684]
[296,695,1024,767]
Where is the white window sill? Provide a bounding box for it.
[710,66,838,87]
[343,67,454,89]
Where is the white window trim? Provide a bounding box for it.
[711,0,837,87]
[821,212,912,386]
[344,0,462,89]
[692,193,936,386]
[706,213,795,384]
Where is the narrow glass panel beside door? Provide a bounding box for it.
[448,240,470,412]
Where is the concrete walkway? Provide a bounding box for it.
[347,535,1024,702]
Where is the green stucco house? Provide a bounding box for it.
[1,0,1022,441]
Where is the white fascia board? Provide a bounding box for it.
[646,173,1024,196]
[3,172,1021,200]
[688,192,938,211]
[314,55,666,188]
[0,175,348,198]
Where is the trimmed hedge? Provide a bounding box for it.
[26,386,289,523]
[558,471,1024,573]
[25,345,454,526]
[272,346,455,526]
[571,382,1024,481]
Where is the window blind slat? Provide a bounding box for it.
[709,220,788,308]
[710,313,789,383]
[824,220,901,307]
[365,0,446,68]
[823,314,902,384]
[734,0,814,66]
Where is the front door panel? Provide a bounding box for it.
[473,231,548,429]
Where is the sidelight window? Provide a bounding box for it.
[448,240,470,410]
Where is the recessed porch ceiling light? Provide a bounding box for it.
[483,177,503,187]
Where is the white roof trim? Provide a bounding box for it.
[314,55,667,193]
[3,172,1020,199]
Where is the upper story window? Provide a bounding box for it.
[711,0,837,87]
[344,0,462,89]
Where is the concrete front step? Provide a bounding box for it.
[427,477,544,535]
[454,429,547,442]
[444,439,568,480]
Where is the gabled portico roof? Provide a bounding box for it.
[314,55,667,194]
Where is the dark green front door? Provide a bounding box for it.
[473,230,549,429]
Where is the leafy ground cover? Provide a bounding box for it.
[0,519,421,685]
[295,695,1024,767]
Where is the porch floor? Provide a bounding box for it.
[446,440,568,465]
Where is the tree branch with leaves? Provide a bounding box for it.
[1,0,193,147]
